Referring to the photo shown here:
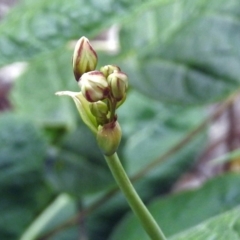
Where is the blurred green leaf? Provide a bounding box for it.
[2,0,240,239]
[110,173,240,240]
[0,113,54,239]
[0,178,53,240]
[11,50,77,128]
[0,0,162,66]
[170,205,240,240]
[43,122,114,198]
[118,90,205,175]
[118,0,240,104]
[60,122,106,165]
[0,113,47,184]
[20,194,77,240]
[45,147,113,197]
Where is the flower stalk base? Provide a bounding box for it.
[104,153,167,240]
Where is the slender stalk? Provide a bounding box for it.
[105,152,166,240]
[39,91,239,240]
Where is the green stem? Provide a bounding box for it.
[104,153,167,240]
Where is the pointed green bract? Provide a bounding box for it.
[55,91,98,135]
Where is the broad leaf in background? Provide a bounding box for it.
[45,148,113,197]
[119,0,240,104]
[2,0,240,106]
[170,205,240,240]
[11,50,77,128]
[118,90,205,175]
[20,194,78,240]
[44,122,114,197]
[0,176,53,240]
[0,113,47,184]
[1,0,240,239]
[60,122,106,165]
[0,0,157,66]
[0,114,54,240]
[110,173,240,240]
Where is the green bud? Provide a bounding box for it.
[90,101,109,125]
[100,65,121,78]
[80,71,109,102]
[97,120,122,156]
[108,71,128,101]
[72,36,98,81]
[90,101,108,118]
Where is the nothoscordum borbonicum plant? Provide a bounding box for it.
[56,36,167,240]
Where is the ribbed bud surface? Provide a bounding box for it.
[80,71,109,102]
[72,36,98,81]
[97,120,122,156]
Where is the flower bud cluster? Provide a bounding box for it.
[71,36,129,155]
[78,66,128,105]
[72,37,128,105]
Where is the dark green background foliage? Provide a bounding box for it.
[0,0,240,239]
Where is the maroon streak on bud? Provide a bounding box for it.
[79,71,109,102]
[97,120,122,156]
[108,71,128,101]
[72,36,98,81]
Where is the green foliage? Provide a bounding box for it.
[1,0,240,239]
[118,91,205,175]
[110,173,240,239]
[0,114,54,239]
[0,113,47,184]
[20,194,78,240]
[170,205,240,240]
[11,50,77,127]
[117,0,240,104]
[0,0,143,65]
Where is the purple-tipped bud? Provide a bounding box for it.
[72,36,98,81]
[79,71,109,102]
[100,65,121,78]
[97,120,122,156]
[107,71,128,101]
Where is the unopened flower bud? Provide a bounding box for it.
[90,101,109,125]
[108,72,128,101]
[80,71,109,102]
[100,65,121,78]
[72,36,98,81]
[97,120,122,156]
